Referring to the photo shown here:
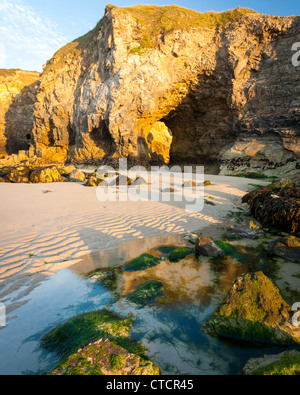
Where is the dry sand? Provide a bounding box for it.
[0,174,269,311]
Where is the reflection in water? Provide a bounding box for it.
[0,229,292,375]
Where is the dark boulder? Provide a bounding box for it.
[242,180,300,236]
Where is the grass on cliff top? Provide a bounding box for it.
[0,69,19,78]
[113,5,257,53]
[0,69,40,80]
[43,4,257,72]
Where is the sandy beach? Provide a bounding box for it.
[0,174,268,313]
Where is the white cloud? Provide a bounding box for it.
[0,0,69,71]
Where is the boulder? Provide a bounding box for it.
[58,165,76,175]
[202,272,300,346]
[49,338,160,376]
[241,350,300,375]
[268,236,300,262]
[195,236,225,257]
[161,187,178,193]
[41,308,160,376]
[30,166,63,183]
[109,175,133,186]
[84,175,105,187]
[6,166,31,183]
[69,169,86,182]
[184,233,200,245]
[130,177,148,186]
[182,180,198,188]
[242,181,300,236]
[225,219,264,240]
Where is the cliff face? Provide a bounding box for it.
[1,5,300,177]
[0,69,39,156]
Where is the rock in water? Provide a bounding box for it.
[49,338,160,376]
[241,350,300,375]
[195,236,225,257]
[268,236,300,262]
[202,272,300,346]
[242,181,300,236]
[41,308,160,376]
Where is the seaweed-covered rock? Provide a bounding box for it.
[195,236,224,257]
[268,236,300,263]
[30,166,63,183]
[49,338,159,376]
[125,280,164,307]
[241,350,300,375]
[41,308,159,375]
[242,181,300,236]
[202,272,300,346]
[167,247,195,261]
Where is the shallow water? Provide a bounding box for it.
[0,231,297,375]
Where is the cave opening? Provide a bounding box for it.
[90,120,116,158]
[158,81,234,173]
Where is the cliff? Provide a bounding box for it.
[1,5,299,177]
[0,69,39,157]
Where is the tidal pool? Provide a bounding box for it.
[0,232,296,375]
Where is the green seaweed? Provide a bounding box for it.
[110,354,124,372]
[125,281,164,307]
[156,246,178,255]
[247,352,300,375]
[167,247,195,262]
[123,254,162,272]
[214,241,247,262]
[40,309,133,359]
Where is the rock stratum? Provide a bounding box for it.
[0,5,299,177]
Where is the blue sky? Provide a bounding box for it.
[0,0,299,72]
